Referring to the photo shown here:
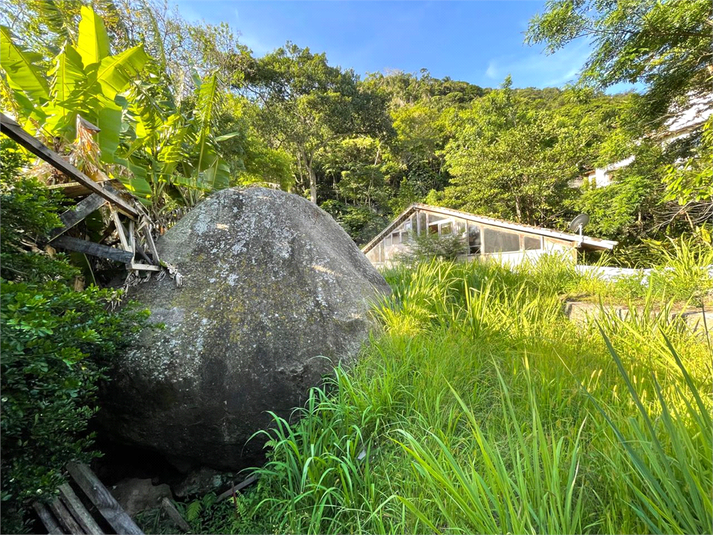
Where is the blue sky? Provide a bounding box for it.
[173,1,636,92]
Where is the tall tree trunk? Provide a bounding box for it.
[308,163,317,204]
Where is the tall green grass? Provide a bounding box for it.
[183,251,712,535]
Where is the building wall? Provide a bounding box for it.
[366,208,578,268]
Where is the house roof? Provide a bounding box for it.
[361,204,618,253]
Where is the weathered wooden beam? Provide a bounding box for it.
[129,220,136,256]
[130,262,162,272]
[58,483,103,535]
[0,113,138,219]
[216,474,259,502]
[48,496,83,535]
[143,227,160,264]
[48,180,115,198]
[160,497,191,533]
[53,236,134,264]
[49,194,108,240]
[33,502,64,535]
[110,208,132,252]
[67,462,144,535]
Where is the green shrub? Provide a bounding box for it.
[396,232,468,263]
[0,140,150,533]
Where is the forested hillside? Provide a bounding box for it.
[2,0,710,250]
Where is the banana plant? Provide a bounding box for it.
[120,70,233,213]
[1,6,147,164]
[1,5,239,220]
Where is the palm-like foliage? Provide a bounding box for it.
[0,5,237,219]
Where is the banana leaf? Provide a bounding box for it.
[76,4,110,67]
[0,25,49,106]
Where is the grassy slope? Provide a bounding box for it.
[158,244,712,535]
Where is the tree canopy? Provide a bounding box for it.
[526,0,712,125]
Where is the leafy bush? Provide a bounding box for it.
[396,231,467,263]
[0,141,150,533]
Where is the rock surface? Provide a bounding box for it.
[99,187,390,470]
[173,467,235,498]
[110,478,173,516]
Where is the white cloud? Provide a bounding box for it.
[483,39,591,88]
[485,61,499,80]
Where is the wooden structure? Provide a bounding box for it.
[0,113,161,272]
[362,203,618,267]
[33,463,144,535]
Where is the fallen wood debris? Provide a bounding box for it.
[33,462,144,535]
[216,474,259,503]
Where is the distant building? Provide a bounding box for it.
[362,204,617,267]
[576,93,713,189]
[575,155,636,188]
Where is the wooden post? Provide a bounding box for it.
[66,462,144,535]
[143,227,160,264]
[111,208,131,252]
[129,220,136,257]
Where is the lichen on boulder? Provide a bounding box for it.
[99,187,390,470]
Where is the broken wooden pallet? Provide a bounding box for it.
[1,113,161,273]
[33,462,144,535]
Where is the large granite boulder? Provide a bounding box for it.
[99,187,389,470]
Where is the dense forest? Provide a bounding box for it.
[2,0,710,250]
[1,0,711,533]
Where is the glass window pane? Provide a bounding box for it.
[483,228,520,253]
[524,236,542,250]
[468,224,481,255]
[417,212,427,235]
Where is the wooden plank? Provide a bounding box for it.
[0,113,138,219]
[66,462,144,535]
[143,227,160,264]
[160,497,191,533]
[216,474,259,502]
[48,497,84,535]
[111,209,132,252]
[130,262,161,272]
[129,220,136,256]
[49,194,107,240]
[47,180,116,198]
[58,483,103,535]
[33,502,64,535]
[54,236,134,264]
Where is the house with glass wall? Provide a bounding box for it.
[362,204,617,267]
